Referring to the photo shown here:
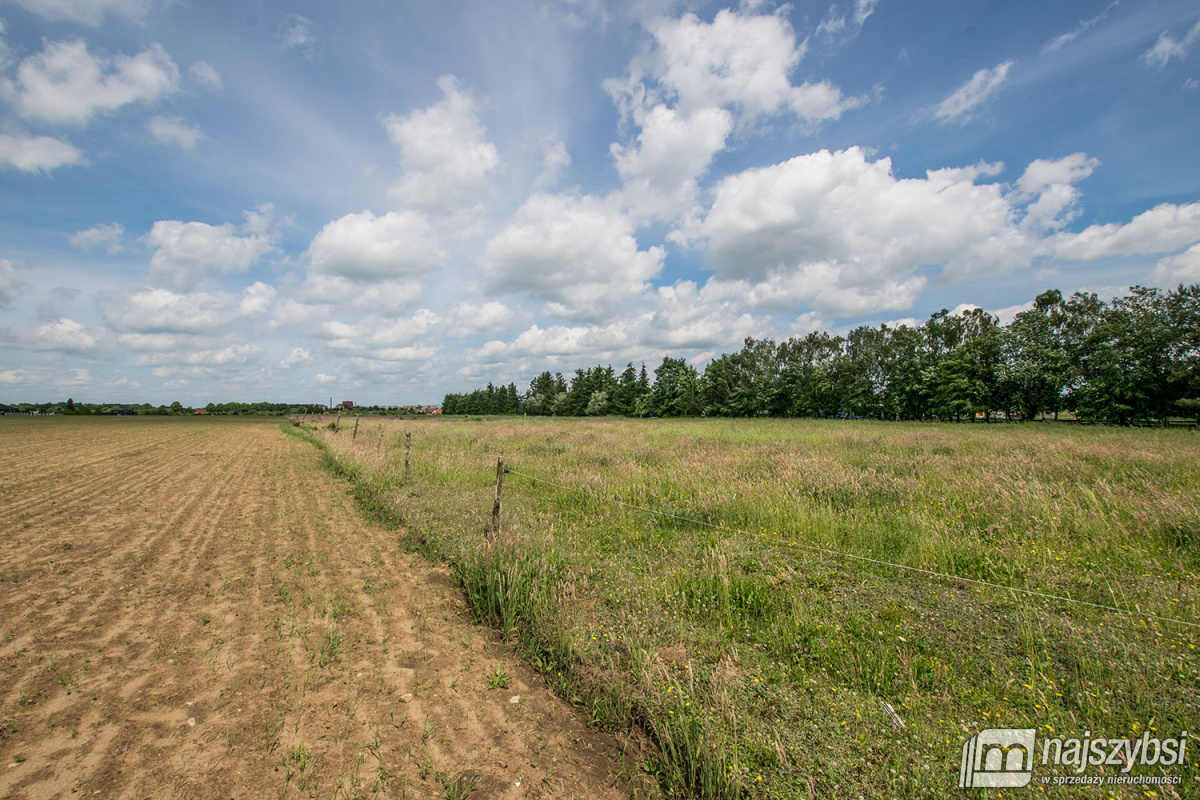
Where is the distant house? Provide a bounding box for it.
[341,400,354,409]
[193,408,207,415]
[107,409,136,415]
[0,403,16,414]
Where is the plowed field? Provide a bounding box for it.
[0,417,625,799]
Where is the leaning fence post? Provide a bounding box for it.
[491,452,504,539]
[377,424,383,453]
[404,433,412,480]
[352,416,360,440]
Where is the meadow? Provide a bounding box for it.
[303,415,1200,798]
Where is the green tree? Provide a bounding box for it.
[650,356,701,417]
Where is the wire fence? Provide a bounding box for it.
[312,421,1200,632]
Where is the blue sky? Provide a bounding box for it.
[0,0,1198,406]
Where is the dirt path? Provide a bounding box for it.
[0,418,630,799]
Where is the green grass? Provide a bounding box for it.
[286,417,1200,798]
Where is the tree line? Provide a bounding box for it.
[442,285,1200,424]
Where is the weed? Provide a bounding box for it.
[486,668,510,690]
[314,626,343,668]
[279,741,310,783]
[437,771,479,799]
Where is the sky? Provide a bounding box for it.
[0,0,1198,406]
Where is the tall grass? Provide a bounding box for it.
[287,417,1200,798]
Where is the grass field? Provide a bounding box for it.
[303,415,1200,799]
[0,416,629,799]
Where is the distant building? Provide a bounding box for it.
[341,400,354,409]
[193,408,207,415]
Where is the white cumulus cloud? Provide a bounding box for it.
[1152,243,1200,285]
[0,132,84,173]
[144,205,278,291]
[604,7,864,224]
[611,104,732,221]
[1052,202,1200,260]
[482,192,665,323]
[280,347,312,368]
[30,318,96,353]
[384,75,499,212]
[307,209,445,282]
[148,116,201,150]
[9,38,179,125]
[685,147,1049,315]
[70,222,125,253]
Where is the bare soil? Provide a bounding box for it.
[0,417,630,799]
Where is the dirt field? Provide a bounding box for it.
[0,417,628,799]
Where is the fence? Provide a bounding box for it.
[315,420,1197,633]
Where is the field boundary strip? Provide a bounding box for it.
[429,443,1200,631]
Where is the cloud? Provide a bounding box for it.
[99,284,273,335]
[0,366,90,388]
[29,318,96,353]
[1015,153,1099,232]
[612,9,862,124]
[9,39,179,125]
[1042,2,1120,54]
[188,61,223,91]
[0,259,30,307]
[651,10,815,119]
[238,281,276,316]
[384,75,500,211]
[279,14,319,54]
[1052,202,1200,260]
[0,132,84,173]
[5,0,161,25]
[307,209,445,282]
[148,116,201,150]
[445,301,522,338]
[604,8,864,223]
[139,343,263,368]
[532,141,571,189]
[817,0,881,43]
[482,192,664,322]
[1144,19,1200,68]
[684,147,1056,315]
[144,205,278,291]
[934,60,1013,125]
[70,222,125,253]
[610,104,732,221]
[280,347,311,368]
[312,310,442,363]
[1151,243,1200,285]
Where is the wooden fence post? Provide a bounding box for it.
[335,414,340,432]
[352,416,360,440]
[377,424,383,454]
[404,433,412,480]
[491,452,504,539]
